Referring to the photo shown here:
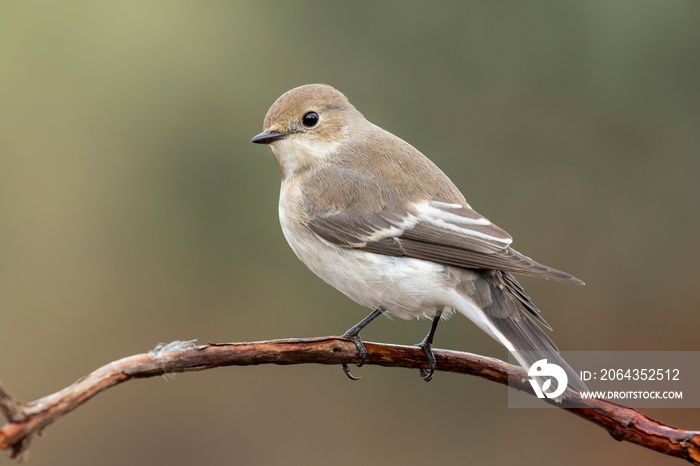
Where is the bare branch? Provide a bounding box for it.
[0,384,23,423]
[1,337,699,463]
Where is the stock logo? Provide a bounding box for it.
[528,359,568,399]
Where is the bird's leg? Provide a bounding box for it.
[341,308,384,380]
[416,311,442,382]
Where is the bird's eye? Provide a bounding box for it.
[302,111,319,127]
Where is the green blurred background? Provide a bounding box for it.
[1,1,699,465]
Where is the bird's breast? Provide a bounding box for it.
[278,180,453,319]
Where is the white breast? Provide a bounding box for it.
[278,181,453,320]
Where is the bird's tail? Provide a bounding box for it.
[453,270,588,396]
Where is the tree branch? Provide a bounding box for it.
[1,337,699,463]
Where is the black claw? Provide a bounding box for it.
[419,368,434,381]
[342,363,361,381]
[417,343,437,382]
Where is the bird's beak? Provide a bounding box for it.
[251,130,289,144]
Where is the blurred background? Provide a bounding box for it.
[1,1,698,465]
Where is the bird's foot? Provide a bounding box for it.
[341,333,367,381]
[340,308,383,381]
[415,340,437,382]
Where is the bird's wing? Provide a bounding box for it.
[307,196,582,285]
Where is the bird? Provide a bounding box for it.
[251,83,587,393]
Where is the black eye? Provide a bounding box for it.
[302,111,319,127]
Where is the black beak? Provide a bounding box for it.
[251,130,289,144]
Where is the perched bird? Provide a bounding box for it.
[251,83,587,393]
